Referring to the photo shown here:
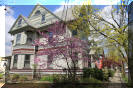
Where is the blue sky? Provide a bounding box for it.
[10,5,61,18]
[1,0,132,5]
[11,5,106,19]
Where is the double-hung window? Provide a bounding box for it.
[24,55,30,68]
[13,55,18,68]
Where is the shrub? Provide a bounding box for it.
[40,75,53,82]
[108,69,115,77]
[83,68,104,81]
[19,76,28,82]
[103,69,109,81]
[0,73,3,79]
[12,74,20,82]
[122,73,128,83]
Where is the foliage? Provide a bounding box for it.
[122,73,128,83]
[33,21,89,81]
[108,69,115,77]
[70,1,129,77]
[12,74,20,82]
[40,75,53,82]
[102,69,109,81]
[19,75,28,82]
[0,73,3,79]
[83,68,112,81]
[102,59,121,68]
[83,68,104,81]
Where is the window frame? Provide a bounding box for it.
[16,33,21,44]
[41,14,45,23]
[35,10,41,16]
[13,55,18,68]
[18,18,22,27]
[24,54,31,69]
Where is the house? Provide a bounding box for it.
[0,57,6,73]
[8,4,86,75]
[0,56,11,73]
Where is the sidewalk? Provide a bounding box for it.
[109,70,122,83]
[108,70,126,88]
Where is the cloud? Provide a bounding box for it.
[54,6,64,13]
[92,0,120,5]
[54,0,90,13]
[5,6,16,56]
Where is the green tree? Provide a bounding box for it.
[68,1,129,77]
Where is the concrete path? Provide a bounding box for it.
[108,70,126,88]
[109,70,122,83]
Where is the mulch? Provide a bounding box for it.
[2,83,52,88]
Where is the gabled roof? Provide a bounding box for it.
[9,15,29,34]
[28,4,62,21]
[9,4,64,34]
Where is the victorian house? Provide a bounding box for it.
[8,4,87,75]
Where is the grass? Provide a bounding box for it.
[0,73,3,79]
[122,73,128,83]
[40,76,53,82]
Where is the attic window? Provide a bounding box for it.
[35,10,41,16]
[41,14,45,23]
[18,18,22,26]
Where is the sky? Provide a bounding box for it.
[0,0,132,57]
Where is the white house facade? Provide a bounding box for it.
[8,4,87,75]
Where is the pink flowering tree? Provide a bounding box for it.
[33,21,89,81]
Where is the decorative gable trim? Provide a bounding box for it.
[9,15,27,34]
[8,15,37,34]
[28,4,62,21]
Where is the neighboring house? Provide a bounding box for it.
[89,48,105,69]
[0,56,11,73]
[8,4,86,75]
[0,57,6,73]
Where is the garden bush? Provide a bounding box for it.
[12,74,20,82]
[103,69,109,81]
[83,68,104,81]
[108,69,115,77]
[19,75,28,82]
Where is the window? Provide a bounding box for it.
[35,10,41,16]
[47,55,53,68]
[13,55,18,68]
[41,14,45,23]
[24,55,30,68]
[16,33,21,44]
[48,32,53,43]
[18,18,22,26]
[26,31,33,44]
[49,32,53,38]
[27,38,32,44]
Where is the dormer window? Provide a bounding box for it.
[18,18,22,26]
[41,14,45,23]
[35,10,41,16]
